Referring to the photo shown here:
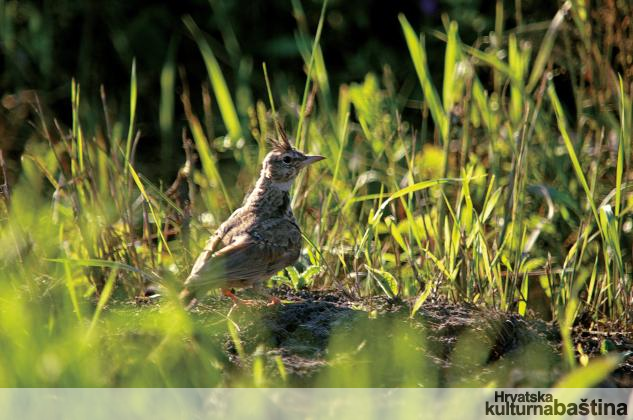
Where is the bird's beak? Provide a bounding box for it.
[301,155,325,167]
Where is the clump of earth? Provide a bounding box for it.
[183,287,633,387]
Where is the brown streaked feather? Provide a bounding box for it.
[213,235,252,257]
[184,219,301,291]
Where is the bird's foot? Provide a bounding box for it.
[267,296,282,306]
[222,288,258,306]
[222,289,282,307]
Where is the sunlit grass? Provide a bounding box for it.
[0,1,630,387]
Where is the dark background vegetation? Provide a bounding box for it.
[0,0,558,180]
[2,0,633,387]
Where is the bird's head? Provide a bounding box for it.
[261,129,324,189]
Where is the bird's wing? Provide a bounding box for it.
[187,208,244,278]
[185,220,301,291]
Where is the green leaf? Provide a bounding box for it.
[300,265,321,288]
[286,266,301,289]
[366,266,399,299]
[410,281,433,318]
[518,275,529,316]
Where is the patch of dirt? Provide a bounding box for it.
[189,287,633,387]
[572,327,633,387]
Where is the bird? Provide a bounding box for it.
[179,126,324,309]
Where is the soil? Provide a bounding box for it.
[184,287,633,387]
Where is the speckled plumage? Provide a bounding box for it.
[181,133,324,305]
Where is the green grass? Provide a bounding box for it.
[0,1,631,387]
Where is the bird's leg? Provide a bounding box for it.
[222,288,258,306]
[267,296,282,306]
[252,286,282,306]
[222,288,241,304]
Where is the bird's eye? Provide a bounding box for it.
[282,156,292,164]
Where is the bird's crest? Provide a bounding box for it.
[268,121,293,152]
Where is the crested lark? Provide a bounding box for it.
[180,129,324,308]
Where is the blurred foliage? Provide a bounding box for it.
[0,0,502,92]
[0,0,632,387]
[0,0,558,180]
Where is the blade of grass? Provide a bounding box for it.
[183,16,242,142]
[295,0,328,148]
[160,37,178,167]
[615,75,626,218]
[554,353,623,387]
[71,79,84,174]
[87,268,118,337]
[60,244,82,322]
[322,112,349,223]
[227,319,245,359]
[262,62,281,140]
[124,59,137,176]
[128,162,174,261]
[356,178,460,259]
[508,34,528,125]
[399,14,448,143]
[526,1,571,92]
[183,107,233,211]
[442,21,459,111]
[47,257,160,281]
[548,83,600,228]
[372,178,462,224]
